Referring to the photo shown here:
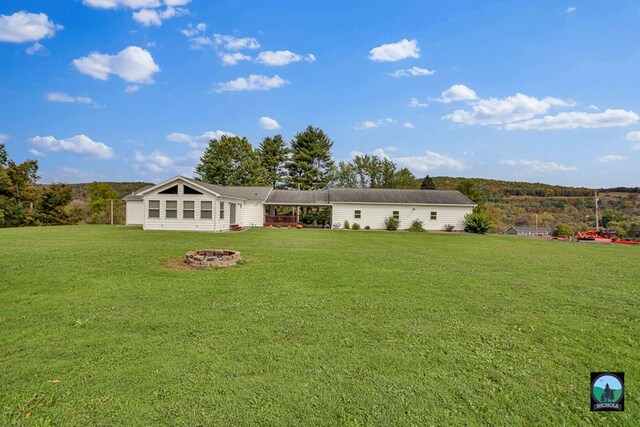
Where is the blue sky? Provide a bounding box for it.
[1,0,639,187]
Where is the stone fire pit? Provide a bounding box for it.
[185,249,242,268]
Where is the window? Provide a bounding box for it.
[166,200,177,219]
[184,185,202,195]
[183,201,195,219]
[430,211,437,220]
[148,200,160,218]
[392,211,399,219]
[354,210,361,219]
[200,201,212,219]
[159,185,178,194]
[219,201,225,219]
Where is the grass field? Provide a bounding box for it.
[1,226,638,425]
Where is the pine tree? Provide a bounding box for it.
[420,175,436,190]
[196,135,268,186]
[286,125,334,190]
[259,134,288,188]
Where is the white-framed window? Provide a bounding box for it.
[183,201,195,219]
[166,200,177,219]
[354,210,361,219]
[148,200,160,218]
[200,201,212,219]
[219,201,225,219]
[430,211,437,220]
[392,211,400,219]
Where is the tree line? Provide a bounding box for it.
[196,124,445,192]
[0,144,123,228]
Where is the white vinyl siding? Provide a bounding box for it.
[331,203,473,231]
[125,200,144,225]
[242,201,265,228]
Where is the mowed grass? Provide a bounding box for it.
[0,226,638,425]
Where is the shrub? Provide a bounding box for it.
[408,219,424,232]
[463,211,492,234]
[352,223,361,230]
[444,224,455,232]
[384,216,400,231]
[552,223,574,237]
[344,220,350,229]
[364,225,371,230]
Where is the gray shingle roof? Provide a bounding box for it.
[266,189,330,205]
[180,176,271,201]
[122,184,154,201]
[329,188,476,205]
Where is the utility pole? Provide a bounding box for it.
[535,212,539,236]
[110,199,114,225]
[595,191,599,230]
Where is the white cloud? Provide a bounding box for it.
[181,22,205,37]
[409,97,428,108]
[29,134,114,159]
[26,42,46,55]
[587,104,598,110]
[125,85,140,93]
[255,50,316,66]
[82,0,162,9]
[213,74,288,92]
[403,122,415,129]
[374,148,466,173]
[258,117,281,130]
[164,0,190,6]
[0,134,8,144]
[632,143,640,151]
[166,130,235,148]
[566,7,576,13]
[0,11,63,43]
[445,93,572,126]
[40,166,101,183]
[132,6,185,27]
[625,131,640,141]
[45,92,95,105]
[597,155,626,163]
[435,84,478,103]
[354,120,380,130]
[220,52,251,66]
[500,159,577,173]
[214,33,260,50]
[504,109,639,130]
[389,66,434,78]
[73,46,160,83]
[133,149,199,175]
[28,148,45,157]
[369,38,419,62]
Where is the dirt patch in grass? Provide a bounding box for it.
[161,257,248,271]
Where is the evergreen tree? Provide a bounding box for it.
[0,144,39,227]
[259,134,288,187]
[37,184,74,225]
[392,167,418,189]
[196,135,268,186]
[286,125,334,190]
[420,175,436,190]
[456,179,486,212]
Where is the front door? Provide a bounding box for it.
[230,203,237,224]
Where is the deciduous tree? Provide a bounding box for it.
[196,135,268,186]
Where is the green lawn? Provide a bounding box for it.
[0,226,638,425]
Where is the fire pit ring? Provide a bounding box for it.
[185,249,242,268]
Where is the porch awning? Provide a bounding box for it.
[265,189,330,205]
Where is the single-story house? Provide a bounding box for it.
[123,175,476,232]
[504,226,553,236]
